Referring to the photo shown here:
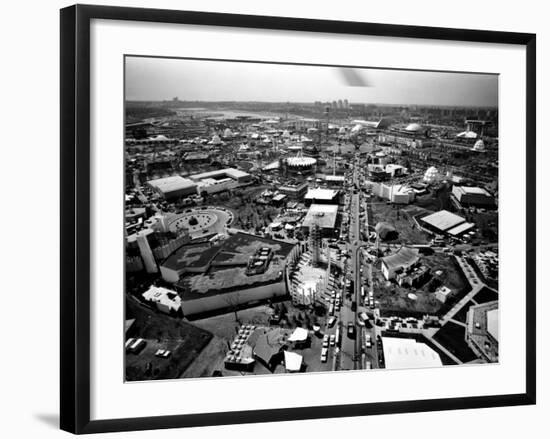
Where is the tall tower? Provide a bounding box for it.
[324,106,331,145]
[309,223,321,267]
[136,231,158,273]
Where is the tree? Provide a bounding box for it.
[222,291,242,323]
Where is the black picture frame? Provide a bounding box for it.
[60,4,536,434]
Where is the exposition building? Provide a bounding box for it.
[147,176,197,200]
[418,209,475,238]
[451,185,495,208]
[301,204,340,237]
[159,232,298,317]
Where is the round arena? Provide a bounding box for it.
[168,207,234,238]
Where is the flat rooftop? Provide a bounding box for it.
[302,204,339,229]
[487,308,499,341]
[305,188,338,200]
[382,337,442,370]
[324,175,345,182]
[421,210,465,232]
[447,222,475,236]
[190,168,250,181]
[458,186,490,195]
[147,176,197,194]
[162,232,295,299]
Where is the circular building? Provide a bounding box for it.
[405,123,423,133]
[375,222,399,241]
[285,156,317,174]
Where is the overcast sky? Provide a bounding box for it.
[125,56,498,107]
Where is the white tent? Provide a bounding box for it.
[288,327,309,342]
[456,130,478,139]
[284,351,303,372]
[472,139,485,151]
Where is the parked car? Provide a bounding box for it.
[322,334,330,348]
[126,338,146,354]
[154,349,171,358]
[347,323,356,338]
[321,347,328,363]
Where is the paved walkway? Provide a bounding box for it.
[448,318,467,328]
[439,256,486,326]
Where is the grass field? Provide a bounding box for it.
[375,253,469,317]
[370,202,430,244]
[211,185,281,233]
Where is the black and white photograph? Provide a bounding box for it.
[124,56,500,381]
[1,0,545,436]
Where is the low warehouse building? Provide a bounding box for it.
[301,204,339,236]
[382,337,442,370]
[451,185,495,208]
[466,300,499,363]
[304,188,339,205]
[147,176,197,199]
[419,209,475,237]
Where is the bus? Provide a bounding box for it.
[126,338,146,354]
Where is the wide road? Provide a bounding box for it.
[340,155,364,370]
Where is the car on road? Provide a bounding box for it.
[327,316,337,328]
[347,322,356,338]
[321,347,328,363]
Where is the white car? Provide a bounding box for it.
[155,349,172,358]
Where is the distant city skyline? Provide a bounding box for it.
[125,56,499,108]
